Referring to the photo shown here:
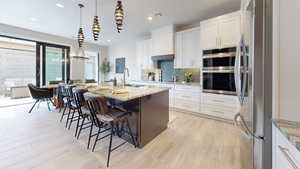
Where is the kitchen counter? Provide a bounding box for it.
[130,80,201,86]
[87,85,169,102]
[78,84,169,148]
[273,119,300,151]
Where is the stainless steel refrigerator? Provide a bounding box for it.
[233,0,273,169]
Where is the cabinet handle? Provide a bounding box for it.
[278,145,300,169]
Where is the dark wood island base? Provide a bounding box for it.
[123,90,169,148]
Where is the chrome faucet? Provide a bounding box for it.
[123,68,129,87]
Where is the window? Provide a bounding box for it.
[84,51,99,82]
[0,36,36,100]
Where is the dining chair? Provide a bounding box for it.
[27,84,54,113]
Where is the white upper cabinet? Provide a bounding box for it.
[219,15,241,48]
[175,27,201,68]
[200,21,219,50]
[136,39,153,71]
[200,11,241,50]
[151,25,175,56]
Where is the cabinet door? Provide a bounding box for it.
[174,32,182,68]
[143,39,152,69]
[181,28,201,68]
[219,15,241,48]
[136,42,144,80]
[200,21,219,50]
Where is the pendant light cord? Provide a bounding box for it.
[95,0,98,15]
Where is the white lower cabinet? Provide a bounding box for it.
[273,124,300,169]
[129,81,239,120]
[200,93,239,120]
[169,85,201,113]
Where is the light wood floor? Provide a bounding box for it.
[0,104,241,169]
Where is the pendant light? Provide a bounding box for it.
[92,0,100,41]
[77,4,85,47]
[114,0,124,33]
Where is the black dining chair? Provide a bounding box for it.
[84,93,136,167]
[27,84,54,113]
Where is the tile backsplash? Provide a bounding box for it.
[174,68,201,82]
[158,60,174,82]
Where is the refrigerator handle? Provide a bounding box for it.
[235,113,265,140]
[234,113,251,139]
[240,36,248,104]
[234,40,242,103]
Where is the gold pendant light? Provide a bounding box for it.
[92,0,100,41]
[78,4,85,47]
[114,0,124,33]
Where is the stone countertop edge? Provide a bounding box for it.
[272,119,300,151]
[89,87,170,102]
[130,80,201,86]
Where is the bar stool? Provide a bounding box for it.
[66,88,88,135]
[58,83,67,114]
[84,93,136,167]
[71,88,91,137]
[63,85,76,128]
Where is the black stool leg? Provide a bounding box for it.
[60,106,67,122]
[28,100,39,113]
[107,124,114,168]
[92,126,102,152]
[75,111,82,137]
[68,109,76,129]
[77,116,86,139]
[65,108,71,128]
[126,118,137,147]
[87,121,94,149]
[47,100,51,111]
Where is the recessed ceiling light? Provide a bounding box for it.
[56,3,64,8]
[147,16,153,21]
[107,40,111,42]
[30,17,37,22]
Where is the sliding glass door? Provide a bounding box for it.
[37,43,70,86]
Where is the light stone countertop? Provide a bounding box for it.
[130,80,201,87]
[79,85,169,102]
[273,119,300,151]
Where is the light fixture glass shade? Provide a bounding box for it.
[115,0,124,33]
[78,27,84,47]
[77,4,85,47]
[74,47,88,59]
[93,16,100,41]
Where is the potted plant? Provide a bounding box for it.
[184,72,192,82]
[100,59,111,80]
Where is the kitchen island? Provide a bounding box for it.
[86,85,170,148]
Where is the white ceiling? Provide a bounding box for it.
[0,0,240,46]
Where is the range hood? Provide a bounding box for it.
[151,54,174,61]
[151,24,175,61]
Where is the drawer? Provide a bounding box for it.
[202,93,238,101]
[172,92,200,101]
[275,127,300,168]
[201,105,236,120]
[201,100,239,110]
[201,95,238,105]
[172,98,200,113]
[174,85,201,92]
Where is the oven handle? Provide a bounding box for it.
[234,39,242,104]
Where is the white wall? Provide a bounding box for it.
[107,40,139,82]
[273,0,300,122]
[0,23,108,82]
